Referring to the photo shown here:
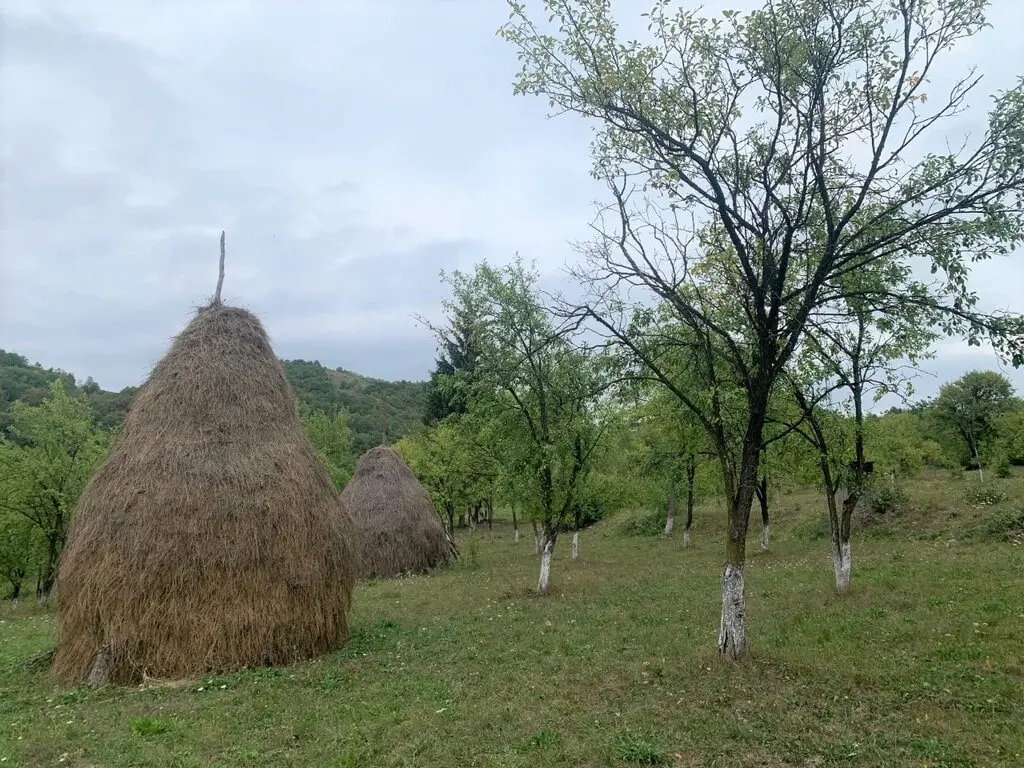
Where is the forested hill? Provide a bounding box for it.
[0,350,428,453]
[279,360,429,454]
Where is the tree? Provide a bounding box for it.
[932,370,1016,479]
[787,263,937,591]
[431,259,606,594]
[424,303,483,425]
[395,420,474,535]
[629,382,707,547]
[0,381,112,603]
[301,408,357,489]
[500,0,1024,659]
[989,399,1024,468]
[0,504,39,607]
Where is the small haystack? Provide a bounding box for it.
[342,446,455,579]
[52,240,357,685]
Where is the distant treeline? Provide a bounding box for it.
[0,350,429,454]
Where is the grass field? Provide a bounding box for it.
[2,471,1023,767]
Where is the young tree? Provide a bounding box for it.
[787,265,937,591]
[629,383,707,546]
[302,408,357,489]
[395,418,475,536]
[500,0,1024,658]
[932,370,1016,479]
[0,381,112,603]
[432,259,606,594]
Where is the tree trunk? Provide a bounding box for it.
[537,526,557,594]
[664,492,676,536]
[571,531,579,560]
[718,560,746,659]
[486,498,494,530]
[36,534,60,606]
[683,457,696,548]
[512,505,520,542]
[756,475,770,552]
[825,487,855,592]
[718,409,763,661]
[458,513,466,528]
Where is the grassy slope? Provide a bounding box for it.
[1,471,1022,768]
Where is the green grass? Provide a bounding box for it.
[2,470,1023,767]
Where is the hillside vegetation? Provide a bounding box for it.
[0,350,428,455]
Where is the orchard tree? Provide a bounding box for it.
[431,259,606,594]
[0,505,38,607]
[932,370,1016,479]
[629,381,708,547]
[500,0,1024,658]
[394,418,478,535]
[787,263,937,591]
[0,381,112,603]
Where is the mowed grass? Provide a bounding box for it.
[2,471,1023,767]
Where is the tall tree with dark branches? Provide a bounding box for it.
[500,0,1024,658]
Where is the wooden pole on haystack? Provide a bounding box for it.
[214,231,227,305]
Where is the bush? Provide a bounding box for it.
[966,486,1007,507]
[571,497,606,530]
[868,483,909,515]
[616,509,667,537]
[993,456,1012,479]
[980,507,1024,543]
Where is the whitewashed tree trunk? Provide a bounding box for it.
[683,528,691,548]
[10,597,19,611]
[717,563,746,660]
[760,522,770,553]
[537,532,556,594]
[664,493,676,536]
[832,539,852,592]
[571,531,579,559]
[515,529,520,543]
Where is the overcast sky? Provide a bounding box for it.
[1,0,1022,403]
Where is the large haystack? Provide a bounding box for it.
[342,446,455,579]
[52,302,358,685]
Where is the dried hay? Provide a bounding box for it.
[52,302,358,684]
[342,446,455,579]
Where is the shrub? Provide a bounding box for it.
[966,486,1007,507]
[980,508,1024,542]
[993,456,1012,479]
[571,496,606,529]
[616,509,666,537]
[868,483,909,515]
